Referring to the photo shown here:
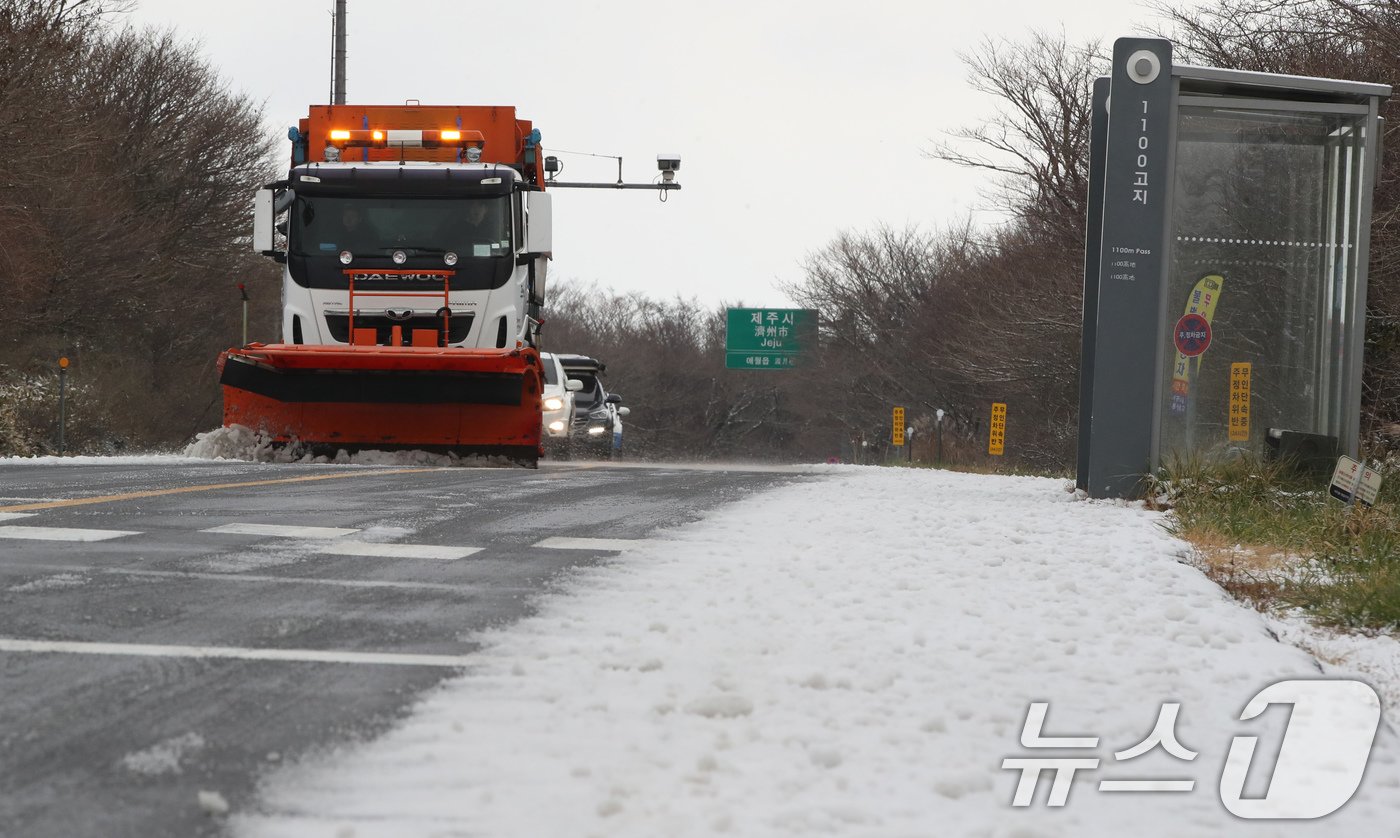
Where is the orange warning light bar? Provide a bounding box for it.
[327,128,485,150]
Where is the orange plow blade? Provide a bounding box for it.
[218,344,543,465]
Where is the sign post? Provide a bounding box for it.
[725,308,816,370]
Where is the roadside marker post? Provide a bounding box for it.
[238,283,250,347]
[989,403,1006,456]
[935,408,945,466]
[57,357,69,456]
[1228,363,1251,442]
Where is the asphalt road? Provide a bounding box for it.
[0,459,807,837]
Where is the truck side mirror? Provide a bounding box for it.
[525,191,552,256]
[565,378,584,392]
[254,184,294,263]
[253,188,275,254]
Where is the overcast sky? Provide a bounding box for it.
[122,0,1166,307]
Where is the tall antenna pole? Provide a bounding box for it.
[333,0,347,105]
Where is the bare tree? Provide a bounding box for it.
[927,31,1103,251]
[0,1,280,453]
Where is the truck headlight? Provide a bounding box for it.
[543,397,564,411]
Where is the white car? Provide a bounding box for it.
[540,352,583,456]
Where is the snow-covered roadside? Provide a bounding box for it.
[0,454,217,466]
[1267,613,1400,730]
[0,425,515,468]
[183,424,520,467]
[233,467,1400,837]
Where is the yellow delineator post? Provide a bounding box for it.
[989,402,1007,456]
[1229,363,1251,442]
[892,407,905,447]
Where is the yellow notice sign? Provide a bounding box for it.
[989,402,1007,456]
[892,407,906,446]
[1229,363,1251,442]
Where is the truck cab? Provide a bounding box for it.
[253,105,552,354]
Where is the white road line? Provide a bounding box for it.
[0,638,475,668]
[0,525,140,542]
[315,542,482,561]
[0,513,36,523]
[533,536,653,552]
[0,565,471,593]
[201,523,360,539]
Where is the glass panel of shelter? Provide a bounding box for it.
[1159,101,1367,463]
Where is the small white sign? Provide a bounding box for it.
[1330,455,1383,507]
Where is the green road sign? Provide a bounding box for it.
[725,308,816,370]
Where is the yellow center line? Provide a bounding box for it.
[0,468,447,513]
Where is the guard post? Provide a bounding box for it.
[1078,38,1389,498]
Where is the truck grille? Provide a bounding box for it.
[324,312,475,346]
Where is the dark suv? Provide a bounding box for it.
[554,354,628,456]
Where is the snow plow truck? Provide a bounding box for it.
[220,104,558,466]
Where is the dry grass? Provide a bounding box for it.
[1159,457,1400,631]
[1181,531,1292,609]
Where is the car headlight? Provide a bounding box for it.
[543,397,564,411]
[548,420,565,432]
[587,426,606,435]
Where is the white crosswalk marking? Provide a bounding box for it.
[0,525,139,542]
[533,536,652,552]
[315,542,481,561]
[0,513,36,523]
[201,523,360,539]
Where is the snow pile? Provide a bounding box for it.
[120,732,206,777]
[7,572,88,593]
[183,425,285,462]
[234,468,1400,837]
[184,425,520,468]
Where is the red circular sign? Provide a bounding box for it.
[1174,313,1212,357]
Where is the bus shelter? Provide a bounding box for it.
[1078,38,1389,498]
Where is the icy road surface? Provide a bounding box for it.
[233,467,1400,837]
[0,457,804,837]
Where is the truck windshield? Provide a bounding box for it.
[289,195,511,259]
